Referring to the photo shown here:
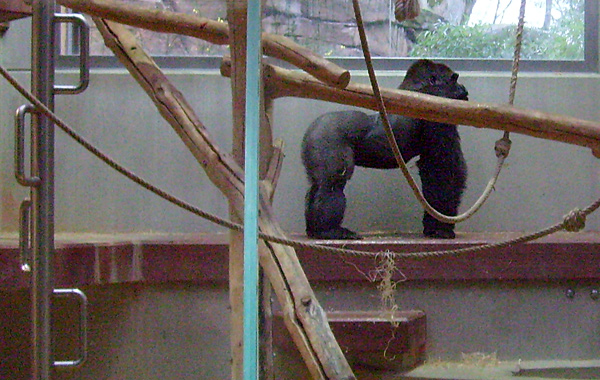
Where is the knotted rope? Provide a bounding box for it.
[0,5,596,264]
[352,0,515,225]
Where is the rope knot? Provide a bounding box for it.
[563,208,586,232]
[495,137,512,158]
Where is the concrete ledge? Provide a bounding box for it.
[3,231,600,290]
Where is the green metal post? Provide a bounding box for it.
[243,0,262,379]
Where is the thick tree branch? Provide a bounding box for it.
[251,61,600,157]
[94,17,354,380]
[56,0,350,88]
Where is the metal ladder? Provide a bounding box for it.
[14,1,90,378]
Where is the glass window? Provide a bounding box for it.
[60,0,598,71]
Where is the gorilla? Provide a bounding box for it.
[301,59,468,240]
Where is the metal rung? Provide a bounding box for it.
[52,288,88,368]
[14,104,40,187]
[53,13,89,95]
[18,199,32,272]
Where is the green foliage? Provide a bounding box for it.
[409,23,516,58]
[409,0,585,60]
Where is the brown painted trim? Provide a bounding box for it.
[0,22,9,34]
[0,0,32,23]
[2,232,600,290]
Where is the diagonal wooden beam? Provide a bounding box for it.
[56,0,350,88]
[94,18,355,380]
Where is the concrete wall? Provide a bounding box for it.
[2,14,600,379]
[2,281,600,379]
[2,18,600,237]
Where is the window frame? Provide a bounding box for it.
[58,0,599,73]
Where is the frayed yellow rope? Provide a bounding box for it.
[374,251,405,360]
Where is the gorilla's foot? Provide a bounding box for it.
[423,228,456,239]
[307,227,362,240]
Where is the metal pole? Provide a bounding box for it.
[30,0,56,379]
[243,0,262,378]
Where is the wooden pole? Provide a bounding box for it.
[94,18,355,380]
[59,0,600,157]
[226,1,248,378]
[56,0,350,88]
[255,62,600,157]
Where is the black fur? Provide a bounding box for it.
[301,59,468,239]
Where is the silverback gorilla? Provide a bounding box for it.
[301,59,468,239]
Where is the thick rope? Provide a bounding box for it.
[499,0,527,148]
[351,0,508,225]
[1,61,596,262]
[509,0,527,107]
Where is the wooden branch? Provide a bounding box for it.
[56,0,350,88]
[226,2,251,379]
[94,17,354,380]
[261,138,285,202]
[257,190,355,380]
[94,18,245,203]
[244,63,600,157]
[263,34,350,88]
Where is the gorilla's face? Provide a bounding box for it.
[399,59,469,101]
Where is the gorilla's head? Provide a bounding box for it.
[399,59,468,101]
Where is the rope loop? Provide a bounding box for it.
[494,137,512,158]
[563,208,586,232]
[394,0,420,22]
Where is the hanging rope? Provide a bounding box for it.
[0,53,596,262]
[351,0,520,225]
[509,0,527,107]
[394,0,420,22]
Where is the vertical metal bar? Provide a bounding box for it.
[14,104,41,187]
[52,289,88,368]
[19,199,32,272]
[31,0,56,379]
[243,0,262,379]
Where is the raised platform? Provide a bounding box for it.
[2,231,600,291]
[2,231,600,377]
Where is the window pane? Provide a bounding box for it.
[84,0,229,57]
[79,0,587,62]
[410,0,585,60]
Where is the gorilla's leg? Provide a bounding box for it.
[417,129,467,239]
[302,116,360,239]
[305,182,360,239]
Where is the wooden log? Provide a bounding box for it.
[262,138,285,202]
[226,2,249,376]
[251,63,600,157]
[225,1,274,378]
[56,0,350,88]
[94,18,355,380]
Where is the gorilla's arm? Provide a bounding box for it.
[353,114,422,169]
[417,123,467,238]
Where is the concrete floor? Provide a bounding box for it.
[355,359,600,380]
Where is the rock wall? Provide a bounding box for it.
[86,0,471,57]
